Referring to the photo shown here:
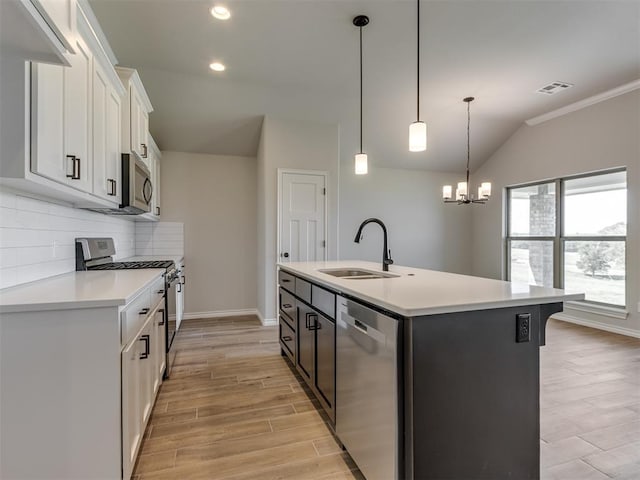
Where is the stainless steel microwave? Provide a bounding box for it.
[84,154,152,215]
[121,153,153,214]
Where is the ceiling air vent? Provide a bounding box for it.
[536,81,574,95]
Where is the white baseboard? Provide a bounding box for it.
[255,309,277,327]
[553,313,640,339]
[180,309,277,327]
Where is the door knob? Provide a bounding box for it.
[282,252,289,258]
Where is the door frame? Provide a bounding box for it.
[276,168,329,265]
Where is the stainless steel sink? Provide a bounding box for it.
[318,268,399,280]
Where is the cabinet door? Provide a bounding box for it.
[315,314,335,410]
[121,333,141,480]
[140,109,149,161]
[139,318,154,425]
[153,155,161,216]
[63,36,92,192]
[296,302,315,382]
[31,36,92,192]
[31,62,65,181]
[154,307,166,390]
[105,86,122,202]
[130,88,148,162]
[176,275,184,331]
[92,62,121,203]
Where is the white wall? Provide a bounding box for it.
[339,164,473,274]
[257,117,340,322]
[0,189,135,289]
[159,152,257,316]
[472,89,640,334]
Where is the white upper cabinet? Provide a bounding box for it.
[0,0,77,66]
[150,137,161,217]
[31,34,93,193]
[116,67,153,167]
[92,59,122,204]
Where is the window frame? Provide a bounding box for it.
[505,167,627,308]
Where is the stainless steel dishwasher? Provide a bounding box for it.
[336,296,399,480]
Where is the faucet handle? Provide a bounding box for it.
[385,250,394,265]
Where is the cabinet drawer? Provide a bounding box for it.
[312,285,335,319]
[279,317,295,361]
[295,278,312,304]
[278,270,295,292]
[121,289,151,345]
[150,276,165,311]
[279,288,296,326]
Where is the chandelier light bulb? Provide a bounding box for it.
[457,182,468,196]
[442,185,452,200]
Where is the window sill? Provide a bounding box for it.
[564,301,628,320]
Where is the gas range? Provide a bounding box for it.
[87,260,176,270]
[75,237,180,377]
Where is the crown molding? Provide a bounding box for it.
[526,79,640,126]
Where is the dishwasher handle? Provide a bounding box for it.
[341,311,386,344]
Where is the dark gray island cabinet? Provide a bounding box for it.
[278,261,583,480]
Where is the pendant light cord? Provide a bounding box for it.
[416,0,420,121]
[359,25,363,153]
[466,99,471,187]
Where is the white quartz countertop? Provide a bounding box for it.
[279,261,584,317]
[121,255,185,266]
[0,269,165,313]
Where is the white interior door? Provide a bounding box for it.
[279,171,327,263]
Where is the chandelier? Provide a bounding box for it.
[443,97,491,204]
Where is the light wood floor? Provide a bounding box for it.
[540,320,640,479]
[133,316,640,480]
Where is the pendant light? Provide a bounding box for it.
[443,97,491,204]
[353,15,369,175]
[409,0,426,152]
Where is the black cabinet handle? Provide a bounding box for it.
[158,308,165,326]
[177,283,182,293]
[282,303,292,309]
[66,155,75,178]
[181,275,185,285]
[156,206,160,215]
[139,308,150,315]
[107,178,117,196]
[139,334,150,359]
[305,312,319,330]
[282,335,292,341]
[156,289,164,295]
[72,157,80,180]
[281,279,291,283]
[141,143,148,158]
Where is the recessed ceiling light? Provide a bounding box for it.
[210,5,231,20]
[209,62,226,72]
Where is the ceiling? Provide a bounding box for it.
[89,0,640,172]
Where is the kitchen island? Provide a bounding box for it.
[278,261,583,480]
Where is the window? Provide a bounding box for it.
[506,169,626,307]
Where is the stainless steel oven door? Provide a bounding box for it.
[165,271,180,377]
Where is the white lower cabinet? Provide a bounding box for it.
[0,272,166,480]
[121,280,165,480]
[122,324,143,480]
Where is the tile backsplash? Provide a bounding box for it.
[0,189,135,289]
[135,222,184,256]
